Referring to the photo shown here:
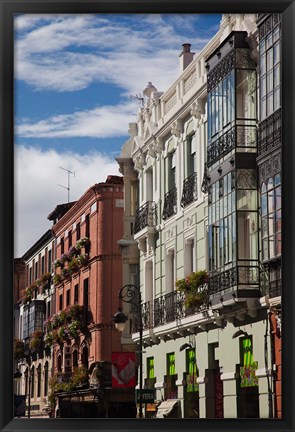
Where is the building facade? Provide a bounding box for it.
[14,230,54,416]
[47,175,135,417]
[118,13,281,419]
[256,13,282,419]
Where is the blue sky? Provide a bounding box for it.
[14,13,221,256]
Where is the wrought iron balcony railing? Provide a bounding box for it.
[180,173,198,208]
[269,280,282,298]
[162,187,177,220]
[56,372,72,383]
[153,286,208,328]
[132,300,153,332]
[258,108,281,156]
[207,124,257,168]
[208,265,260,295]
[134,201,157,234]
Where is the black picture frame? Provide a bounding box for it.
[0,1,294,431]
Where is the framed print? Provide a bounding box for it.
[1,1,295,432]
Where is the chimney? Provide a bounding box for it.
[179,43,195,72]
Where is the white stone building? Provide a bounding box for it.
[117,14,277,419]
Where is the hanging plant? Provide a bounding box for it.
[68,246,79,257]
[44,332,54,348]
[68,257,79,274]
[176,270,208,309]
[60,253,71,264]
[53,274,62,284]
[51,313,62,329]
[76,237,90,250]
[68,304,84,319]
[68,320,81,338]
[61,268,70,279]
[29,330,43,352]
[77,254,89,266]
[14,338,25,360]
[54,259,62,269]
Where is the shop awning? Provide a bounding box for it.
[156,399,180,418]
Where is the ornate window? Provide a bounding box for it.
[261,174,281,261]
[259,19,281,120]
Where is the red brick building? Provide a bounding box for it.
[48,175,124,378]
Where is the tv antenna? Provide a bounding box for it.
[58,166,76,203]
[130,93,144,107]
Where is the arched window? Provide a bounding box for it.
[81,345,88,370]
[44,362,49,397]
[37,364,41,398]
[30,366,35,398]
[57,354,62,373]
[73,350,78,369]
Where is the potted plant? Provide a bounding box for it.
[68,257,79,274]
[68,320,81,338]
[53,274,62,284]
[176,270,208,309]
[68,304,83,320]
[77,254,89,266]
[29,330,43,352]
[14,338,25,360]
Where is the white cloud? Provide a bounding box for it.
[14,14,211,94]
[14,145,120,257]
[16,101,138,138]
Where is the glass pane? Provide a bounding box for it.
[266,48,273,70]
[267,92,274,116]
[276,232,282,255]
[274,64,280,87]
[267,70,273,93]
[236,70,256,119]
[260,39,265,54]
[237,212,258,260]
[261,217,268,238]
[237,189,257,211]
[269,235,275,258]
[262,238,269,261]
[218,82,222,132]
[261,97,266,120]
[266,33,272,49]
[267,177,274,190]
[275,209,282,233]
[274,42,280,65]
[261,193,267,216]
[273,25,280,42]
[260,53,266,75]
[268,213,275,235]
[275,186,281,209]
[275,174,281,186]
[274,86,280,111]
[268,189,275,213]
[261,182,267,194]
[260,75,266,97]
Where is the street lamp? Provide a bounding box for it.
[113,284,143,419]
[24,367,32,418]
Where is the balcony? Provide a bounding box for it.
[132,300,153,332]
[153,287,208,328]
[162,188,177,220]
[269,279,282,298]
[208,265,260,296]
[258,108,281,157]
[134,201,157,234]
[207,124,257,168]
[56,372,72,383]
[180,173,198,208]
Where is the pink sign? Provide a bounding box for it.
[111,352,136,388]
